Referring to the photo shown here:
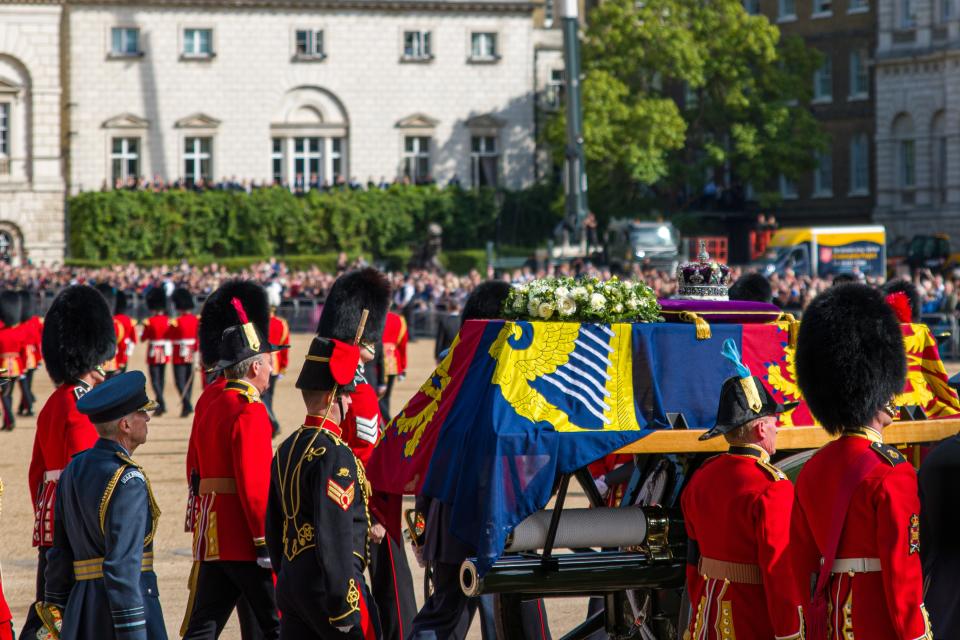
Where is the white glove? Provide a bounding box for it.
[336,624,354,633]
[594,475,609,498]
[256,556,272,570]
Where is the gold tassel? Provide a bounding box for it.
[680,311,712,340]
[778,312,800,348]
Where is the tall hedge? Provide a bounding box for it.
[67,185,561,262]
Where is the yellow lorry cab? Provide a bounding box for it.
[759,225,886,279]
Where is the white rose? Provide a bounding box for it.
[527,299,539,317]
[614,303,624,313]
[572,286,588,300]
[626,297,638,310]
[557,296,577,316]
[555,286,570,298]
[538,302,555,319]
[589,293,606,311]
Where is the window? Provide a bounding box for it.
[849,50,869,97]
[941,0,954,21]
[183,28,213,57]
[813,147,833,196]
[848,0,868,11]
[295,29,324,58]
[743,0,761,14]
[900,0,915,27]
[543,68,564,110]
[849,134,869,194]
[470,32,498,60]
[111,137,140,185]
[900,140,916,188]
[403,136,431,183]
[293,137,322,190]
[779,174,798,199]
[0,103,8,158]
[184,137,212,185]
[111,27,140,56]
[471,136,499,188]
[778,0,796,19]
[544,0,555,26]
[936,137,948,201]
[271,138,283,185]
[331,138,343,180]
[813,0,832,14]
[403,31,432,60]
[813,55,832,101]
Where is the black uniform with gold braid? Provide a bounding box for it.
[265,336,381,639]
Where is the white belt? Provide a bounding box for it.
[175,339,196,346]
[43,469,62,482]
[149,340,172,346]
[830,557,881,573]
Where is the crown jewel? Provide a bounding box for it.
[676,241,731,300]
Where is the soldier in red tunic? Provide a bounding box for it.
[791,283,933,640]
[378,310,408,420]
[0,291,23,431]
[21,284,116,639]
[140,287,170,415]
[181,296,287,640]
[169,287,199,418]
[682,339,805,640]
[17,290,41,417]
[114,289,137,374]
[264,289,290,436]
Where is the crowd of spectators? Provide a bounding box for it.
[4,255,959,321]
[102,173,454,194]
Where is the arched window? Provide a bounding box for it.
[270,87,349,191]
[931,110,947,202]
[892,113,915,189]
[0,55,31,184]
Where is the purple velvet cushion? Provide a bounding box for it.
[658,298,784,324]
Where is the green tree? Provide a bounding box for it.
[547,0,825,220]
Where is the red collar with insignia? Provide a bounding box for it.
[304,414,342,438]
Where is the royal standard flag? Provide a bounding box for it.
[367,318,960,574]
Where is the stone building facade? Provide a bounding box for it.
[0,3,66,265]
[66,0,538,194]
[756,0,877,226]
[873,0,960,240]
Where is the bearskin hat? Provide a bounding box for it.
[317,268,390,345]
[199,280,270,367]
[115,289,129,316]
[728,273,773,304]
[0,291,21,327]
[95,284,117,314]
[795,283,906,435]
[881,279,922,323]
[461,280,511,325]
[145,286,167,312]
[172,287,195,312]
[42,285,116,385]
[19,290,35,323]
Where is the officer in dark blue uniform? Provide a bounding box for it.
[40,370,167,640]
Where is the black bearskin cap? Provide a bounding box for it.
[881,279,922,324]
[199,280,270,367]
[172,288,195,312]
[95,284,117,314]
[19,290,35,323]
[728,273,773,304]
[462,280,511,326]
[42,285,116,385]
[317,268,390,344]
[0,291,21,327]
[115,289,129,316]
[796,283,906,435]
[145,287,167,312]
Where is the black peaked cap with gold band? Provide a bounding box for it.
[76,370,158,423]
[700,338,797,441]
[208,297,288,373]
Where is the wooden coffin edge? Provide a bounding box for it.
[616,419,960,454]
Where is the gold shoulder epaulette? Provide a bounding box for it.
[756,459,787,481]
[871,441,906,466]
[225,382,261,404]
[116,452,141,468]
